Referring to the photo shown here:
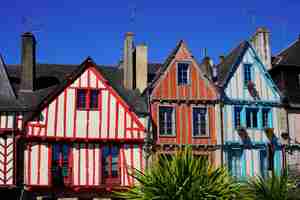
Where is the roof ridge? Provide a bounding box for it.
[274,38,299,57]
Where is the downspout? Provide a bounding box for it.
[220,100,224,166]
[144,87,152,170]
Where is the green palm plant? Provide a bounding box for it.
[114,147,242,200]
[242,171,297,200]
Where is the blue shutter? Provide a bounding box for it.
[268,109,273,128]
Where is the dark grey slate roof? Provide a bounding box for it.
[3,58,148,117]
[145,40,184,93]
[272,38,300,67]
[216,41,248,87]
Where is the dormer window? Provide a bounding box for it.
[243,64,252,85]
[177,62,190,85]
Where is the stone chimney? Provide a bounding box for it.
[123,32,134,90]
[20,32,36,93]
[250,27,272,70]
[134,44,148,92]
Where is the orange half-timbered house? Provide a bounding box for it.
[147,41,220,164]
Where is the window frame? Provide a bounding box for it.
[102,145,121,184]
[245,107,259,129]
[192,106,209,137]
[261,108,272,129]
[243,63,253,87]
[51,143,71,186]
[233,106,243,129]
[177,62,191,85]
[227,149,243,178]
[76,88,100,110]
[158,105,176,136]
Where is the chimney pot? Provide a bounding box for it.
[219,55,225,63]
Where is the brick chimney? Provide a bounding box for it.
[123,32,134,90]
[20,32,36,93]
[134,44,148,92]
[250,27,272,70]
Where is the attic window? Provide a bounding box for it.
[243,64,252,85]
[177,62,190,85]
[76,89,100,110]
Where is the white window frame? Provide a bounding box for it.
[158,105,176,136]
[192,106,209,137]
[176,61,191,85]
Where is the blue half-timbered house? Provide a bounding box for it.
[216,31,287,178]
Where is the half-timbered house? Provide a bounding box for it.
[215,28,287,178]
[0,32,149,200]
[146,40,220,164]
[270,35,300,176]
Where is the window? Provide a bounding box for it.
[262,109,271,128]
[228,149,242,177]
[77,89,87,109]
[246,108,258,128]
[177,62,189,85]
[102,145,120,184]
[159,106,175,136]
[260,150,268,178]
[90,90,99,109]
[234,107,242,128]
[76,89,100,110]
[192,107,207,137]
[244,64,252,85]
[51,144,70,186]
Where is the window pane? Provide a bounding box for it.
[102,146,110,178]
[244,64,252,84]
[246,109,251,128]
[234,107,242,128]
[177,63,189,85]
[90,90,99,109]
[53,144,61,161]
[102,146,119,178]
[193,107,207,136]
[262,109,270,128]
[252,109,258,128]
[159,107,174,135]
[77,89,87,109]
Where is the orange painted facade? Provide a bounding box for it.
[150,41,219,152]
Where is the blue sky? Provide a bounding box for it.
[0,0,299,65]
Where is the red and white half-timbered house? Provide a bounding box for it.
[0,32,149,200]
[146,40,220,165]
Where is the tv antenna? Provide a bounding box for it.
[245,9,257,26]
[21,16,44,33]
